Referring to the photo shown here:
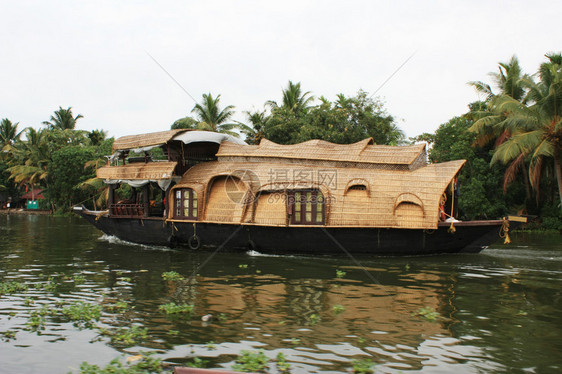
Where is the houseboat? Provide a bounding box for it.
[74,129,525,255]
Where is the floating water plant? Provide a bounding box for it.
[161,271,184,281]
[307,313,321,325]
[276,352,291,373]
[72,274,86,284]
[76,353,162,373]
[61,301,101,328]
[232,350,269,373]
[99,325,149,347]
[238,264,249,269]
[186,357,208,368]
[158,302,194,316]
[333,304,345,314]
[104,301,129,313]
[336,269,346,278]
[352,358,375,374]
[26,313,46,332]
[218,313,228,322]
[415,306,440,321]
[0,281,28,295]
[1,330,17,342]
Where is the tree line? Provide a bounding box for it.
[1,53,560,228]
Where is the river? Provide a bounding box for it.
[0,215,561,373]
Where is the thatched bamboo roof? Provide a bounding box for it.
[172,158,465,229]
[112,129,188,152]
[97,161,178,180]
[217,139,427,169]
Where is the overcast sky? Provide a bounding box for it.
[1,1,560,141]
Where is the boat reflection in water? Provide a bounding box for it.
[90,243,463,372]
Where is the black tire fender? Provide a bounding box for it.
[188,235,201,250]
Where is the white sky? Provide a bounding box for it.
[1,0,560,140]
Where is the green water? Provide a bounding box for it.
[0,215,561,373]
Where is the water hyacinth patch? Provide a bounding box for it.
[352,358,375,374]
[415,306,440,321]
[158,302,194,316]
[98,325,149,347]
[232,350,269,373]
[76,353,162,373]
[0,281,28,295]
[161,271,184,281]
[61,301,102,328]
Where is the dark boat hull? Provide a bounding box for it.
[75,208,512,255]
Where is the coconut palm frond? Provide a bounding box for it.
[468,81,494,101]
[503,153,525,193]
[530,136,555,160]
[528,155,544,201]
[491,131,537,165]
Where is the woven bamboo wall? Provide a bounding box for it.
[204,176,246,223]
[253,192,287,226]
[112,129,188,151]
[97,161,178,180]
[172,158,465,229]
[217,139,426,167]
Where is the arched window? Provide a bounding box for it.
[288,190,325,225]
[174,189,198,219]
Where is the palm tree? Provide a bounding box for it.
[468,56,533,197]
[490,53,562,207]
[468,56,526,146]
[7,128,50,191]
[191,93,239,136]
[0,118,23,148]
[237,110,267,145]
[88,129,107,146]
[43,106,84,130]
[267,81,314,116]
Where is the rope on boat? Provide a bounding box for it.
[448,181,456,234]
[500,218,511,244]
[94,210,109,221]
[440,187,456,234]
[189,222,201,250]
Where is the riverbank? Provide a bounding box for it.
[0,209,50,215]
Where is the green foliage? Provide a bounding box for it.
[61,302,101,328]
[335,269,346,278]
[0,330,17,342]
[48,146,96,210]
[186,357,208,368]
[306,313,320,325]
[276,352,291,373]
[351,358,375,374]
[76,354,162,374]
[0,281,28,295]
[232,350,270,373]
[414,306,440,321]
[332,304,345,315]
[105,301,129,313]
[171,116,198,129]
[43,106,83,131]
[430,116,521,219]
[158,302,194,316]
[98,325,148,347]
[261,89,405,145]
[26,312,46,331]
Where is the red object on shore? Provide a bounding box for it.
[21,188,45,200]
